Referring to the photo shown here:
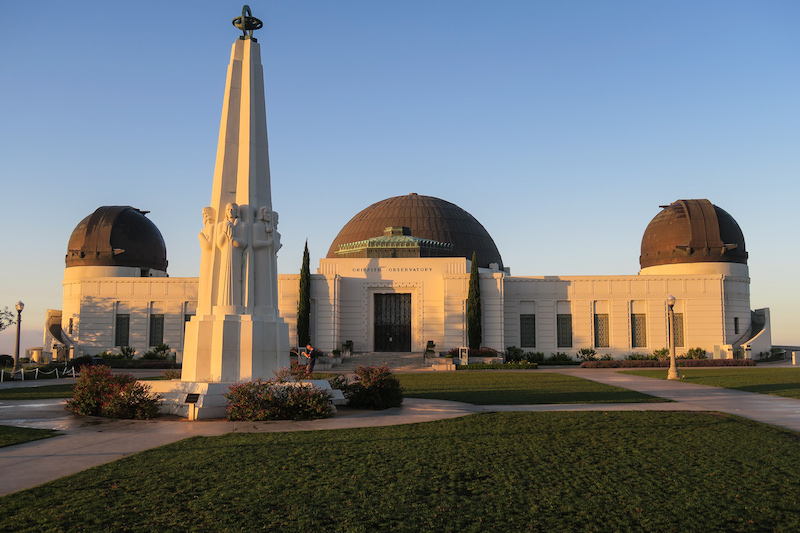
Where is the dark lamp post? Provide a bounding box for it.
[667,295,680,380]
[12,301,24,375]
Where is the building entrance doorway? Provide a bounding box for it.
[374,293,411,352]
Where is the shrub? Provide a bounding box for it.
[344,365,403,410]
[505,347,543,363]
[653,348,670,361]
[547,352,573,362]
[525,352,545,363]
[92,350,119,360]
[120,346,136,359]
[680,347,707,360]
[66,365,161,419]
[0,354,13,368]
[142,344,172,361]
[625,352,657,361]
[162,368,181,380]
[224,377,333,421]
[67,355,93,369]
[326,374,349,390]
[505,346,525,362]
[576,348,597,362]
[758,348,786,362]
[273,361,312,382]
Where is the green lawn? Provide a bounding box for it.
[0,425,59,448]
[0,384,74,400]
[1,411,798,531]
[622,368,800,399]
[398,371,666,404]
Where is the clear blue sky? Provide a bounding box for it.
[1,1,798,353]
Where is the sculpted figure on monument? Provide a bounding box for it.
[216,202,248,307]
[196,207,216,312]
[272,211,282,252]
[251,206,274,309]
[199,207,216,250]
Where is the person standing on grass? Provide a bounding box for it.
[305,343,319,374]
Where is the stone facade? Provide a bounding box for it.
[276,256,769,359]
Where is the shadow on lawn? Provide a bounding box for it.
[729,383,800,395]
[404,389,667,405]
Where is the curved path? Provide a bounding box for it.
[2,367,800,496]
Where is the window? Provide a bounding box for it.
[734,316,740,335]
[149,314,164,346]
[673,313,684,348]
[115,314,130,347]
[557,314,573,348]
[594,314,609,348]
[520,314,536,347]
[631,314,647,348]
[68,318,73,335]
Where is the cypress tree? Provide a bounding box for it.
[297,240,311,347]
[467,251,482,349]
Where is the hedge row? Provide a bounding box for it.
[104,360,180,369]
[457,362,539,370]
[580,359,757,368]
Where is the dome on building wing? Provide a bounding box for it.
[327,193,504,269]
[66,206,168,273]
[640,199,747,270]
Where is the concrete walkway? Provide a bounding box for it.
[2,366,800,496]
[543,367,800,433]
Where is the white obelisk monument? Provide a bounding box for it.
[152,6,289,418]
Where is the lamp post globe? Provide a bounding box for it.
[666,295,680,380]
[12,301,24,375]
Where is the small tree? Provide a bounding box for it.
[467,251,482,349]
[298,240,311,347]
[0,307,15,333]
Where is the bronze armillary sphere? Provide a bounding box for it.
[233,5,263,40]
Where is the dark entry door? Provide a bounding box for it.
[374,293,411,352]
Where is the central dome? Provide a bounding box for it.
[327,193,504,270]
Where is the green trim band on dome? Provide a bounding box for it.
[335,230,454,259]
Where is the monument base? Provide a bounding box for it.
[147,380,231,420]
[147,379,347,420]
[181,312,290,383]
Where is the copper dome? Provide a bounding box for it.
[327,193,504,269]
[66,206,168,272]
[640,199,747,269]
